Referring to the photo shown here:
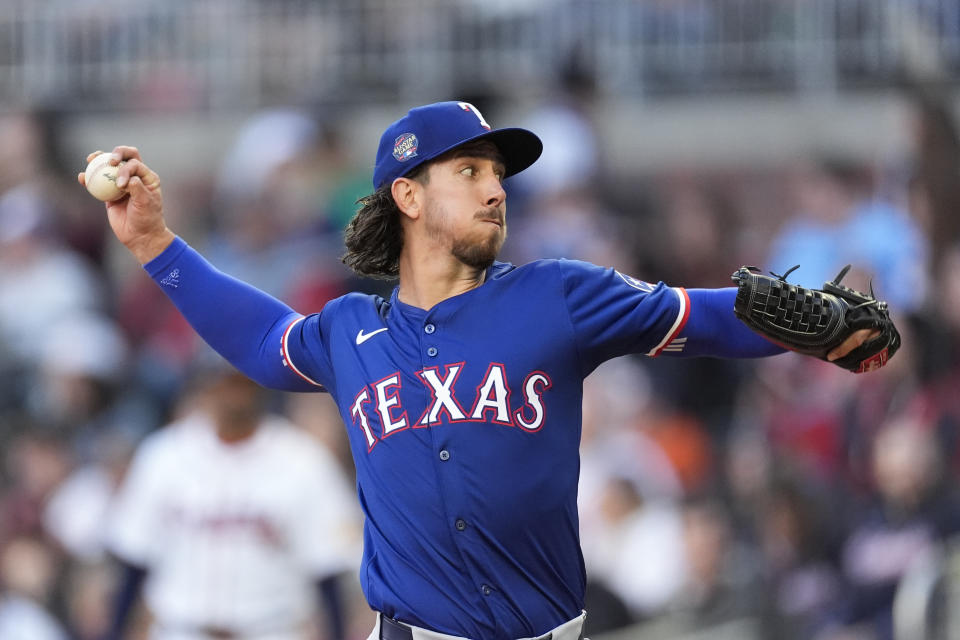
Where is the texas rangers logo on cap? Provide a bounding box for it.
[392,133,419,162]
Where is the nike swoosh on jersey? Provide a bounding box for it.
[356,327,389,345]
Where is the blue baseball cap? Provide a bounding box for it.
[372,101,543,190]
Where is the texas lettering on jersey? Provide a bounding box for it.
[349,362,553,452]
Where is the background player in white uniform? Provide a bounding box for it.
[103,367,361,640]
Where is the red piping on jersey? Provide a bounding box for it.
[281,317,324,387]
[651,287,691,357]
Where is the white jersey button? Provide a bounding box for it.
[424,323,436,334]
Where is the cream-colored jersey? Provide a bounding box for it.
[106,411,360,636]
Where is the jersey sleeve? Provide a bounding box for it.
[143,237,327,391]
[558,260,690,374]
[558,262,785,372]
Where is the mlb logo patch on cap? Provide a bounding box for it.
[372,101,543,190]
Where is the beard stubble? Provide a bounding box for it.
[425,200,506,270]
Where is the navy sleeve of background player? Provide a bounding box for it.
[143,237,328,391]
[316,575,347,640]
[102,558,147,640]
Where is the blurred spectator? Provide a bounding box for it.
[0,184,105,387]
[24,311,160,488]
[43,431,136,563]
[645,409,714,495]
[766,156,928,313]
[835,414,960,640]
[206,108,352,310]
[908,90,960,278]
[578,357,682,514]
[60,560,115,640]
[510,54,600,202]
[647,176,739,287]
[587,476,687,621]
[505,54,641,272]
[628,173,755,444]
[923,243,960,380]
[579,357,685,633]
[756,480,844,640]
[506,186,635,272]
[668,497,762,629]
[102,366,362,640]
[27,314,129,430]
[722,426,776,543]
[214,108,320,210]
[0,113,48,195]
[740,353,860,481]
[840,321,921,493]
[0,432,71,547]
[0,537,67,640]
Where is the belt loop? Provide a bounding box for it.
[378,613,415,640]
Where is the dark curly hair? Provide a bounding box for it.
[341,164,429,279]
[342,140,503,279]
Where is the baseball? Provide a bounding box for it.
[84,153,126,201]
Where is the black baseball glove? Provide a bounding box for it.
[730,264,901,373]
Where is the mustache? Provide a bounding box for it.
[474,206,504,224]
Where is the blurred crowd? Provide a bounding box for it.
[0,66,959,640]
[8,0,960,118]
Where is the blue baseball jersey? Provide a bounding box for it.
[145,238,780,640]
[280,259,687,638]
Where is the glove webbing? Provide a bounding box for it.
[741,277,846,346]
[757,281,831,334]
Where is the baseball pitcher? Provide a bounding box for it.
[81,101,898,640]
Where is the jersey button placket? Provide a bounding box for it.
[439,449,450,461]
[424,321,437,358]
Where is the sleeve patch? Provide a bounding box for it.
[616,270,656,293]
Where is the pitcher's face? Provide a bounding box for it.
[419,147,507,270]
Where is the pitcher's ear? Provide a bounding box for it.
[391,177,423,220]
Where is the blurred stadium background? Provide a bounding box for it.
[1,0,959,638]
